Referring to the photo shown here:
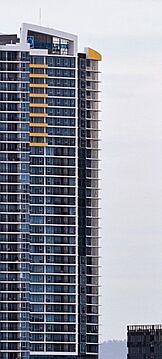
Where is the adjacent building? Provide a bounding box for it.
[127,325,162,359]
[0,23,101,359]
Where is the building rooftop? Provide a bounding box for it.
[127,324,162,332]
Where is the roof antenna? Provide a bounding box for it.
[39,8,42,25]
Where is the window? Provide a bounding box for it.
[48,127,75,137]
[47,56,75,68]
[48,108,75,117]
[48,78,75,87]
[47,117,75,127]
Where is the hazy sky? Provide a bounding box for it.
[1,0,162,342]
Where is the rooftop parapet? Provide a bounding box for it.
[20,23,78,56]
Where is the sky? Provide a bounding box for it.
[1,0,162,342]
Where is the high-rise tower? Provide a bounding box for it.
[0,23,101,359]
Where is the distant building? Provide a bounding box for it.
[127,325,162,359]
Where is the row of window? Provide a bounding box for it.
[0,332,27,341]
[30,206,75,215]
[0,62,28,72]
[0,234,75,244]
[47,117,75,127]
[48,88,75,97]
[30,157,75,166]
[48,137,75,146]
[30,87,75,97]
[30,322,76,333]
[48,108,75,117]
[0,122,29,132]
[30,77,75,88]
[30,313,76,323]
[31,236,75,245]
[48,78,75,87]
[30,226,76,235]
[30,294,75,303]
[30,275,76,284]
[7,247,87,261]
[0,83,28,93]
[0,333,97,345]
[49,128,75,137]
[48,98,75,107]
[0,51,29,62]
[30,333,76,342]
[30,197,75,206]
[0,133,29,142]
[0,264,81,276]
[30,175,75,186]
[0,93,29,101]
[0,342,28,351]
[30,167,75,176]
[30,265,76,274]
[47,56,75,68]
[0,72,29,81]
[0,224,28,233]
[30,285,76,294]
[0,272,28,282]
[30,343,76,352]
[0,204,24,212]
[0,254,77,265]
[0,195,98,208]
[0,163,29,173]
[0,82,29,93]
[30,215,75,224]
[30,245,76,254]
[47,69,75,78]
[0,195,99,208]
[0,113,28,123]
[0,184,26,193]
[30,56,75,68]
[0,282,28,291]
[0,231,28,240]
[0,103,19,111]
[31,313,98,324]
[0,82,18,91]
[31,255,76,265]
[0,239,29,252]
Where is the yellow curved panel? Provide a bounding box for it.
[87,48,102,61]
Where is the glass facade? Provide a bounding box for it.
[0,24,101,359]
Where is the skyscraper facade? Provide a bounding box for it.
[0,23,101,359]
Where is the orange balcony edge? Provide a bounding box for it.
[30,84,48,88]
[29,64,48,69]
[29,113,48,117]
[30,74,48,78]
[30,123,48,127]
[30,133,48,137]
[30,94,48,98]
[30,143,48,147]
[30,103,48,108]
